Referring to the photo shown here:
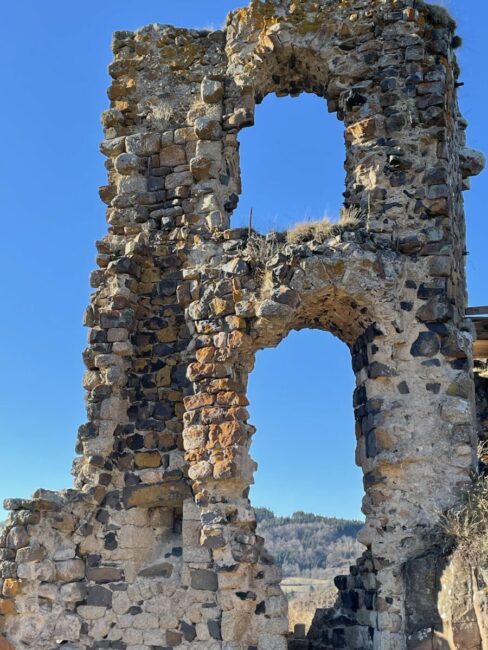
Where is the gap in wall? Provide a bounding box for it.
[232,93,346,234]
[248,329,364,632]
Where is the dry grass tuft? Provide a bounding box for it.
[440,447,488,567]
[286,206,363,244]
[338,205,363,228]
[244,206,365,264]
[286,218,339,244]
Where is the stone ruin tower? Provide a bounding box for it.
[1,0,487,648]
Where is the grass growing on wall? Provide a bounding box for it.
[440,445,488,567]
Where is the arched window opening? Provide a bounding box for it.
[232,93,346,234]
[249,329,364,634]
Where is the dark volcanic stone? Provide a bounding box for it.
[87,585,113,607]
[410,332,440,357]
[368,362,398,378]
[208,620,222,640]
[189,568,218,591]
[180,620,196,642]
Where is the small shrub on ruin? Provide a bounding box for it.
[245,231,280,269]
[417,2,457,29]
[440,450,488,567]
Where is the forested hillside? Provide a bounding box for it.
[255,509,364,630]
[256,508,363,578]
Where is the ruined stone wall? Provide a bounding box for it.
[0,1,485,649]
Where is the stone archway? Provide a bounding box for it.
[181,2,484,648]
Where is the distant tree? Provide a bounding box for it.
[255,507,275,523]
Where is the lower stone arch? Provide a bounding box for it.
[183,214,478,648]
[183,228,412,648]
[244,326,366,641]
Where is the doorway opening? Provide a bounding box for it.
[249,329,364,633]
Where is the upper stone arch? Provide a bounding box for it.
[246,233,402,350]
[221,0,368,231]
[225,0,338,101]
[215,0,477,245]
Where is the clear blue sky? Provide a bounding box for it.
[0,1,486,521]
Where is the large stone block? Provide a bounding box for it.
[123,481,192,508]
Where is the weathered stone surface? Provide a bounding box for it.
[60,581,87,602]
[134,451,161,469]
[160,144,186,167]
[55,559,85,582]
[411,332,440,357]
[190,155,212,181]
[201,77,223,104]
[1,580,21,598]
[0,600,15,616]
[6,527,28,551]
[86,566,123,583]
[123,481,192,508]
[86,585,112,607]
[126,132,160,155]
[114,152,140,175]
[194,116,221,140]
[139,562,173,578]
[190,568,218,591]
